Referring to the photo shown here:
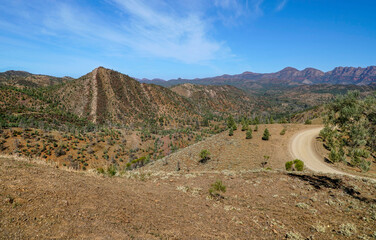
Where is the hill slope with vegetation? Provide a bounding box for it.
[170,83,254,115]
[0,70,70,87]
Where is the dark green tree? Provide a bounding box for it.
[227,115,237,130]
[262,128,270,141]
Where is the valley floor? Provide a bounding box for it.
[1,157,376,239]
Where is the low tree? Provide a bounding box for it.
[270,116,274,124]
[229,127,234,136]
[262,128,270,141]
[227,115,237,130]
[246,129,252,139]
[241,120,248,131]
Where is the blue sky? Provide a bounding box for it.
[0,0,375,79]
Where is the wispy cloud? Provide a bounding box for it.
[214,0,264,25]
[276,0,288,12]
[0,0,266,64]
[110,0,223,63]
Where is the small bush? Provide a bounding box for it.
[304,119,312,125]
[209,180,226,198]
[254,125,258,132]
[285,161,293,171]
[97,167,105,174]
[285,159,304,171]
[294,159,304,171]
[280,128,286,135]
[199,149,210,163]
[55,147,66,157]
[107,165,117,177]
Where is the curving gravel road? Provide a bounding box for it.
[289,127,351,176]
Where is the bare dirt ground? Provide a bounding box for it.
[146,124,317,172]
[1,157,376,239]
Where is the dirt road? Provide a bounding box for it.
[289,127,349,175]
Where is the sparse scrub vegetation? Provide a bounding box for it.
[320,91,375,172]
[339,223,357,237]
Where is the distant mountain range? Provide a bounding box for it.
[139,66,376,87]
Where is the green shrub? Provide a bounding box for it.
[107,165,117,177]
[285,161,293,171]
[97,167,105,174]
[254,125,258,132]
[285,159,304,171]
[262,128,270,141]
[209,180,226,197]
[305,119,312,125]
[328,148,340,163]
[280,128,286,135]
[359,159,371,172]
[293,159,304,171]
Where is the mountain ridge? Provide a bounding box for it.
[139,66,376,87]
[54,67,199,125]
